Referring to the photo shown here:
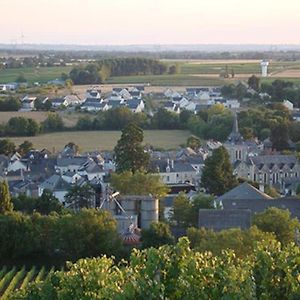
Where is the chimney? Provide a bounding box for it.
[171,160,174,169]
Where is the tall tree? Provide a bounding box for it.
[18,140,34,156]
[0,139,16,155]
[248,75,260,92]
[65,184,95,210]
[114,123,150,173]
[0,181,13,213]
[270,120,290,151]
[201,146,237,195]
[141,222,175,248]
[186,135,201,151]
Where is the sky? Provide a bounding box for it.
[0,0,300,45]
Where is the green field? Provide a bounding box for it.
[1,59,300,87]
[0,66,72,84]
[8,130,191,152]
[0,265,54,298]
[107,74,225,86]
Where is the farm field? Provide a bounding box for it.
[0,59,300,87]
[0,111,90,128]
[0,66,72,84]
[0,265,54,299]
[107,59,300,86]
[8,130,191,152]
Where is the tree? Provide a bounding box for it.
[42,112,64,132]
[141,222,175,248]
[18,140,34,156]
[171,192,191,227]
[171,193,215,228]
[0,181,13,213]
[253,207,300,245]
[0,139,16,155]
[201,146,237,195]
[110,171,169,200]
[248,75,260,91]
[16,74,27,83]
[65,184,95,210]
[114,123,150,173]
[35,190,64,214]
[270,120,290,151]
[186,135,201,151]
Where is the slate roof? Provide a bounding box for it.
[56,156,89,167]
[127,99,143,109]
[217,182,273,201]
[250,155,298,165]
[220,197,300,220]
[150,159,196,173]
[199,209,252,231]
[40,174,70,191]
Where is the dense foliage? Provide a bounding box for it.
[114,123,150,173]
[201,146,238,195]
[69,58,169,84]
[0,209,122,263]
[10,237,300,299]
[111,171,169,200]
[12,191,64,215]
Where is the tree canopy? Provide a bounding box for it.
[201,146,237,195]
[114,123,150,173]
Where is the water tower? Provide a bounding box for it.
[260,60,269,77]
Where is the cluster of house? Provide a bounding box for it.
[80,87,145,113]
[17,86,145,113]
[162,87,240,114]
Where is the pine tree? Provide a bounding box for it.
[114,123,150,173]
[201,146,237,196]
[0,181,13,214]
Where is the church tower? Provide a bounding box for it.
[224,112,248,163]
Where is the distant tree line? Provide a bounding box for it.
[0,112,64,138]
[69,58,170,84]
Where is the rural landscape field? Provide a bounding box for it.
[2,59,300,86]
[8,130,190,151]
[0,266,55,299]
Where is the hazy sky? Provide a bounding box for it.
[1,0,299,45]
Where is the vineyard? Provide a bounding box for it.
[0,266,55,299]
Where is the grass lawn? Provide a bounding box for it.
[8,130,191,152]
[0,66,73,84]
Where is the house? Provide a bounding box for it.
[81,98,107,112]
[64,94,83,105]
[151,159,198,185]
[223,99,240,109]
[127,98,145,113]
[129,90,142,99]
[77,159,106,181]
[163,101,180,114]
[86,89,101,99]
[112,88,131,100]
[51,97,68,108]
[20,96,37,111]
[283,99,293,111]
[292,111,300,122]
[0,84,7,92]
[55,156,90,174]
[198,209,252,231]
[235,155,300,187]
[107,99,126,110]
[38,174,72,203]
[217,182,273,202]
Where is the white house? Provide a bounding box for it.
[51,97,68,108]
[283,99,294,111]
